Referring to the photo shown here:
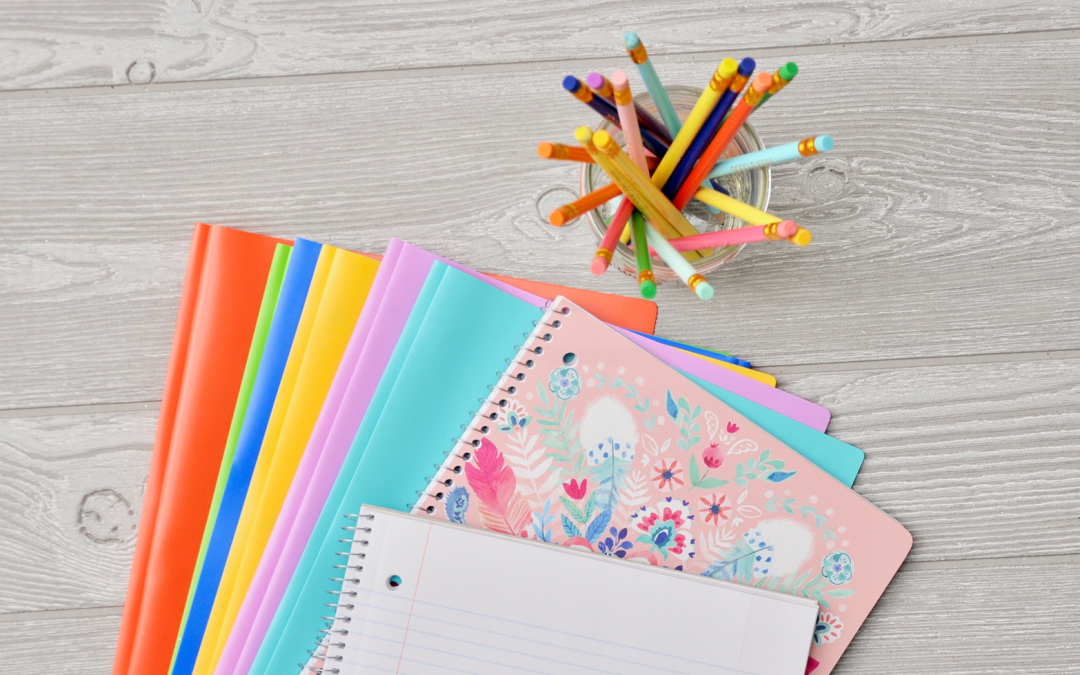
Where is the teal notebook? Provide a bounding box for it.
[254,263,545,673]
[681,371,864,487]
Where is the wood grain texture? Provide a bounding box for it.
[2,38,1080,408]
[0,410,152,613]
[3,0,1080,90]
[2,561,1077,674]
[1,359,1076,612]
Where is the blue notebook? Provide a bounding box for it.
[169,238,322,675]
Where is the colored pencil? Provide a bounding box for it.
[549,183,622,226]
[610,70,649,175]
[562,76,671,158]
[644,217,715,300]
[610,70,702,244]
[692,188,813,245]
[590,198,635,275]
[623,32,682,137]
[537,142,660,170]
[580,127,698,249]
[672,72,774,209]
[704,135,833,180]
[665,220,801,252]
[630,210,657,299]
[757,62,798,108]
[662,58,755,201]
[586,72,673,144]
[651,59,738,189]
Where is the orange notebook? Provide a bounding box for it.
[113,224,287,675]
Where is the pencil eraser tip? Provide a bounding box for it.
[695,282,715,301]
[816,135,834,151]
[624,32,641,48]
[585,72,606,90]
[640,280,657,299]
[779,62,799,81]
[776,220,798,238]
[562,75,580,92]
[574,126,593,144]
[549,211,568,227]
[610,70,629,89]
[537,142,555,158]
[792,228,812,246]
[738,58,756,76]
[718,58,739,79]
[752,72,773,91]
[590,257,610,275]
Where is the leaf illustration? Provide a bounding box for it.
[737,489,748,505]
[444,487,470,524]
[736,505,762,519]
[697,477,729,489]
[705,411,719,439]
[689,455,702,485]
[726,439,759,455]
[585,508,612,544]
[559,496,588,525]
[766,471,797,483]
[464,438,532,536]
[561,514,581,539]
[666,390,678,420]
[826,588,856,599]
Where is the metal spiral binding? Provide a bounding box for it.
[409,301,572,517]
[307,512,376,675]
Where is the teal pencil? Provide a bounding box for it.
[624,32,681,137]
[705,135,834,180]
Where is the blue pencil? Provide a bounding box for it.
[562,76,670,158]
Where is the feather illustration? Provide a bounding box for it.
[666,390,679,420]
[464,438,532,536]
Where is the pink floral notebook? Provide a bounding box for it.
[415,297,912,675]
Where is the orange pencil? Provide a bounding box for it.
[549,183,622,226]
[538,142,660,170]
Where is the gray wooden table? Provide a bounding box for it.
[2,2,1079,672]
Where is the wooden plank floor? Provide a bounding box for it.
[1,2,1078,672]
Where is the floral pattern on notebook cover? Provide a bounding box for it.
[417,298,911,675]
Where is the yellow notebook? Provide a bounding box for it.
[192,246,379,675]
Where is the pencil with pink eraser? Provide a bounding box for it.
[665,220,811,252]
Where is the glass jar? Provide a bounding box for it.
[582,85,770,282]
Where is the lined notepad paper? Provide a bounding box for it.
[323,507,818,675]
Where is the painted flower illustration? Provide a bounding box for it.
[630,497,696,561]
[651,458,684,491]
[548,367,581,400]
[726,422,739,433]
[702,442,724,469]
[699,493,730,524]
[813,612,843,645]
[822,550,854,585]
[562,478,588,500]
[497,399,530,433]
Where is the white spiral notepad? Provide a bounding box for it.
[320,506,818,675]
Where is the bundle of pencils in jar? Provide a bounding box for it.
[538,32,833,301]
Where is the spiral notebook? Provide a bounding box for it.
[415,297,912,675]
[322,506,819,675]
[255,265,857,675]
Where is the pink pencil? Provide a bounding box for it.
[591,70,646,277]
[664,220,805,252]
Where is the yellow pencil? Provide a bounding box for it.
[580,127,699,242]
[693,187,813,246]
[651,59,738,188]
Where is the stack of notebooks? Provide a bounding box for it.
[113,223,911,675]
